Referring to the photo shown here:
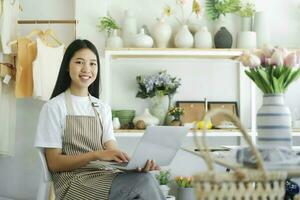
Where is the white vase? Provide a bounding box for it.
[106,29,123,48]
[132,28,153,48]
[133,108,159,127]
[177,187,196,200]
[159,185,170,197]
[194,26,213,48]
[122,10,137,47]
[253,11,270,48]
[112,117,121,129]
[152,18,172,48]
[174,25,194,48]
[256,94,292,148]
[149,95,169,125]
[237,31,256,49]
[241,16,252,31]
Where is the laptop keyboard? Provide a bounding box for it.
[111,162,129,167]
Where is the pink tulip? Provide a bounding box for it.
[261,44,274,58]
[270,50,284,66]
[238,51,260,68]
[248,54,261,68]
[284,52,297,67]
[277,47,288,59]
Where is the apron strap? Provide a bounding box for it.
[64,89,74,115]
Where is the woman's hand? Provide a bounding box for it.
[95,150,130,163]
[137,160,160,172]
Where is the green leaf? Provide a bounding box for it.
[284,67,300,91]
[245,69,268,93]
[257,68,274,93]
[272,76,280,93]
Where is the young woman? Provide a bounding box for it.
[34,39,165,200]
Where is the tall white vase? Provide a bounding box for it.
[122,10,137,47]
[253,11,270,48]
[152,18,172,48]
[256,94,292,148]
[174,25,194,48]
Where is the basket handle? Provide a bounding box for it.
[193,108,266,173]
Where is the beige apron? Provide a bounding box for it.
[51,90,119,200]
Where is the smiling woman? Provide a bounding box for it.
[34,39,165,200]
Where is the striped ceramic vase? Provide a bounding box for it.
[256,94,292,148]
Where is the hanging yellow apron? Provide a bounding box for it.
[51,90,119,200]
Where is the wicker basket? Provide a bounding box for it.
[192,108,287,200]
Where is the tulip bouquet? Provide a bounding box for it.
[238,46,300,94]
[174,176,193,188]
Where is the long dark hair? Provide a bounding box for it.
[51,39,101,99]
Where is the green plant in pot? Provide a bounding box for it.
[175,176,195,200]
[206,0,241,48]
[167,106,184,126]
[97,15,123,48]
[155,170,171,197]
[238,2,256,31]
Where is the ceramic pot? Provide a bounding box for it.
[149,95,169,125]
[132,28,153,48]
[106,29,123,48]
[177,187,196,200]
[256,94,292,148]
[253,11,270,48]
[214,27,232,48]
[174,25,194,48]
[133,108,159,127]
[152,18,172,48]
[159,185,170,197]
[237,31,256,48]
[122,10,137,47]
[195,26,213,48]
[112,117,121,129]
[241,16,252,31]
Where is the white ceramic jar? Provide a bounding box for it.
[106,29,123,48]
[133,108,159,127]
[174,25,194,48]
[132,28,153,48]
[152,17,172,48]
[194,26,213,48]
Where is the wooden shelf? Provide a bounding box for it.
[105,48,244,59]
[114,129,244,137]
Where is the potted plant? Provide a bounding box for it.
[167,106,184,126]
[136,71,181,125]
[155,170,171,197]
[238,46,300,148]
[238,1,256,31]
[175,176,195,200]
[97,15,123,48]
[206,0,241,48]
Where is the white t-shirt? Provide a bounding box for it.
[34,92,116,149]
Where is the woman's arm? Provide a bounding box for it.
[45,147,129,172]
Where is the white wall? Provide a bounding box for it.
[1,0,300,199]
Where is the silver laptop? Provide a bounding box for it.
[100,126,189,170]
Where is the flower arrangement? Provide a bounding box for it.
[155,170,171,185]
[175,176,193,188]
[97,15,120,35]
[136,71,181,99]
[163,0,202,25]
[168,106,184,121]
[238,46,300,94]
[238,1,255,17]
[206,0,241,20]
